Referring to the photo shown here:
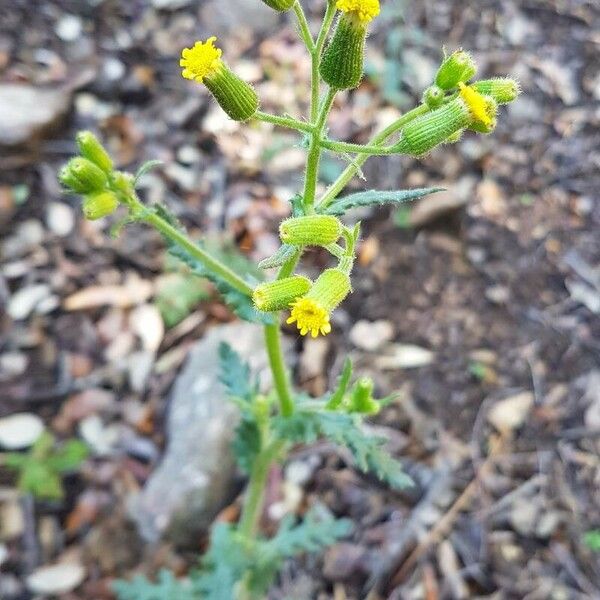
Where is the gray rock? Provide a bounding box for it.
[201,0,278,35]
[129,322,292,546]
[0,84,71,147]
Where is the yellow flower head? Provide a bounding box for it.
[336,0,380,24]
[459,82,493,128]
[287,297,332,338]
[180,37,223,82]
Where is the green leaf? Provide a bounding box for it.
[265,507,352,558]
[155,273,211,328]
[134,160,164,185]
[325,358,353,410]
[114,569,200,600]
[19,461,64,500]
[321,187,444,216]
[274,409,413,489]
[218,343,255,402]
[584,530,600,552]
[258,244,297,270]
[47,440,89,472]
[169,243,274,325]
[232,417,261,474]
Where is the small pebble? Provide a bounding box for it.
[0,413,44,449]
[55,15,83,42]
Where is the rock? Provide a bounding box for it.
[26,562,85,595]
[409,177,475,227]
[79,415,120,457]
[129,304,164,352]
[201,0,278,35]
[0,413,44,449]
[0,543,8,566]
[509,498,539,536]
[55,14,83,42]
[0,499,25,540]
[323,543,368,582]
[129,322,292,546]
[299,337,329,380]
[7,284,52,320]
[349,320,394,352]
[487,392,534,435]
[46,202,75,237]
[0,84,71,147]
[152,0,194,9]
[375,344,434,370]
[584,371,600,429]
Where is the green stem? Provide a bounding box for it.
[238,438,287,537]
[303,88,336,213]
[311,0,337,122]
[254,111,314,134]
[141,209,254,297]
[293,1,315,53]
[320,138,400,155]
[264,323,294,417]
[317,103,430,210]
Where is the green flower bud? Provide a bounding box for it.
[422,85,445,109]
[347,377,380,414]
[204,64,259,121]
[305,268,351,313]
[58,164,89,194]
[435,50,477,90]
[112,171,135,196]
[395,98,471,156]
[60,157,108,194]
[279,215,343,246]
[260,0,295,11]
[253,276,312,312]
[320,14,368,90]
[82,191,119,220]
[76,131,113,174]
[287,268,351,337]
[472,78,520,105]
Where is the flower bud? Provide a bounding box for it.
[472,78,520,105]
[260,0,295,10]
[180,38,258,121]
[82,191,119,220]
[112,172,135,197]
[253,276,312,312]
[287,268,351,337]
[320,1,380,90]
[435,50,477,90]
[422,85,445,109]
[348,377,380,414]
[395,98,471,156]
[60,157,108,194]
[76,131,113,174]
[279,215,342,246]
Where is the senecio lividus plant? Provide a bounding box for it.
[60,1,519,597]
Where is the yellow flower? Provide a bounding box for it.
[180,37,223,82]
[458,82,492,128]
[287,297,332,338]
[336,0,380,24]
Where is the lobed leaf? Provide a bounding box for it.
[320,187,444,216]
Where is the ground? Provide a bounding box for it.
[1,0,599,598]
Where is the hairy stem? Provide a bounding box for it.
[320,138,400,155]
[293,1,315,54]
[264,323,294,417]
[311,0,337,122]
[255,111,314,134]
[317,103,430,209]
[141,209,254,297]
[303,88,336,213]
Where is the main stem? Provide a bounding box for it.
[303,88,336,213]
